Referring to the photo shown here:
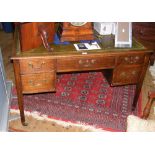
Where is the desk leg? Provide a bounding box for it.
[132,83,142,111]
[132,56,150,111]
[142,94,153,119]
[13,60,27,126]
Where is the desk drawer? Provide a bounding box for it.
[117,54,144,65]
[21,72,56,93]
[111,66,143,86]
[20,58,56,74]
[57,56,115,71]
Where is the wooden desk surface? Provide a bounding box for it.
[12,39,149,59]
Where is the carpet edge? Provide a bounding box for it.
[9,109,108,132]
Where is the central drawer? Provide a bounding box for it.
[21,72,56,93]
[19,58,56,74]
[57,55,116,72]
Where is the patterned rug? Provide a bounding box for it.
[11,71,141,132]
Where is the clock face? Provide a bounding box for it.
[70,22,87,26]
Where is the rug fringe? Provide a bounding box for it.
[10,109,107,132]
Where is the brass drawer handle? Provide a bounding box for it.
[135,56,140,60]
[120,72,126,76]
[91,59,96,64]
[28,63,33,68]
[124,57,129,61]
[124,56,140,64]
[132,70,137,75]
[78,59,96,67]
[124,57,134,64]
[29,79,48,86]
[28,61,46,69]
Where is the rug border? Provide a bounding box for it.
[10,109,108,132]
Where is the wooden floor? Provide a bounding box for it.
[0,29,155,131]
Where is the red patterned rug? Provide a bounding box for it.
[11,71,141,132]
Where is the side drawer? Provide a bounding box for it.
[117,54,145,65]
[20,58,56,74]
[111,65,143,86]
[21,72,56,93]
[57,56,116,72]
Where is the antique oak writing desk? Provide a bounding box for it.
[11,29,153,126]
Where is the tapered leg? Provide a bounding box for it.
[142,97,153,119]
[142,91,155,119]
[13,60,28,126]
[17,91,27,126]
[132,55,150,111]
[132,81,144,111]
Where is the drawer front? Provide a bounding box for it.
[21,72,56,93]
[63,29,93,36]
[111,66,143,86]
[20,58,56,74]
[62,30,78,36]
[57,56,116,71]
[78,29,94,35]
[117,54,144,65]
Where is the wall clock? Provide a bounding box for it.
[57,22,94,42]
